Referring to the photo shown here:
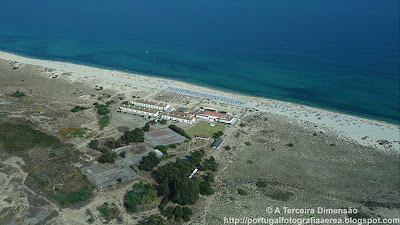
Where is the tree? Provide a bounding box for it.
[143,123,150,131]
[205,172,215,182]
[155,145,168,155]
[71,106,88,112]
[199,181,214,196]
[104,138,115,149]
[119,151,126,158]
[139,152,160,171]
[124,182,157,213]
[160,119,167,124]
[98,151,118,164]
[173,206,183,222]
[189,149,205,166]
[137,214,167,225]
[114,139,122,148]
[172,178,199,205]
[120,128,144,145]
[97,202,120,221]
[88,139,99,150]
[96,104,110,115]
[213,130,224,139]
[168,124,191,140]
[182,207,193,222]
[201,156,218,171]
[158,196,169,209]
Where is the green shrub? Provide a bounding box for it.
[224,145,231,150]
[139,152,160,171]
[120,128,145,144]
[50,186,93,205]
[97,202,120,221]
[119,151,126,158]
[155,145,168,155]
[158,196,169,209]
[287,143,294,147]
[88,139,99,150]
[201,156,218,171]
[96,104,110,115]
[71,106,88,112]
[168,124,191,140]
[124,182,157,213]
[199,181,214,196]
[238,189,247,196]
[98,151,118,164]
[87,217,94,224]
[213,131,224,139]
[117,178,122,183]
[69,129,86,137]
[205,172,215,182]
[142,123,150,131]
[99,115,110,127]
[244,142,251,146]
[168,143,177,148]
[137,214,166,225]
[256,181,267,188]
[11,91,25,97]
[268,190,293,201]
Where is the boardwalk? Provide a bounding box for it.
[167,86,247,106]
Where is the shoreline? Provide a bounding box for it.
[1,50,399,151]
[2,48,398,125]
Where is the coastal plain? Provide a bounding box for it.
[0,52,399,224]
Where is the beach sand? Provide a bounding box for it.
[1,50,398,151]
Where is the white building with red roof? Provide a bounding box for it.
[196,109,236,124]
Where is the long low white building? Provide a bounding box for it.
[120,104,160,117]
[130,99,170,111]
[161,111,196,124]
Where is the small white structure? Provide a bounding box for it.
[188,168,198,179]
[130,99,170,111]
[120,104,160,117]
[161,111,196,124]
[195,134,210,140]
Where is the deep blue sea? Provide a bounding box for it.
[1,0,399,123]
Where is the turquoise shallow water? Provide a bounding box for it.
[0,0,399,123]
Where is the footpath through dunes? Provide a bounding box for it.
[195,112,400,224]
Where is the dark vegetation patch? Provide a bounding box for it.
[0,120,93,207]
[71,106,88,113]
[124,182,158,213]
[0,121,61,153]
[268,190,294,201]
[169,124,191,140]
[163,205,193,222]
[238,189,248,196]
[50,185,93,205]
[97,202,120,221]
[11,91,25,97]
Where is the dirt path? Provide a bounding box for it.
[3,160,60,211]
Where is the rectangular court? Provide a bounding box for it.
[81,160,138,188]
[144,127,187,146]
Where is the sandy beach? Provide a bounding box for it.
[1,50,398,151]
